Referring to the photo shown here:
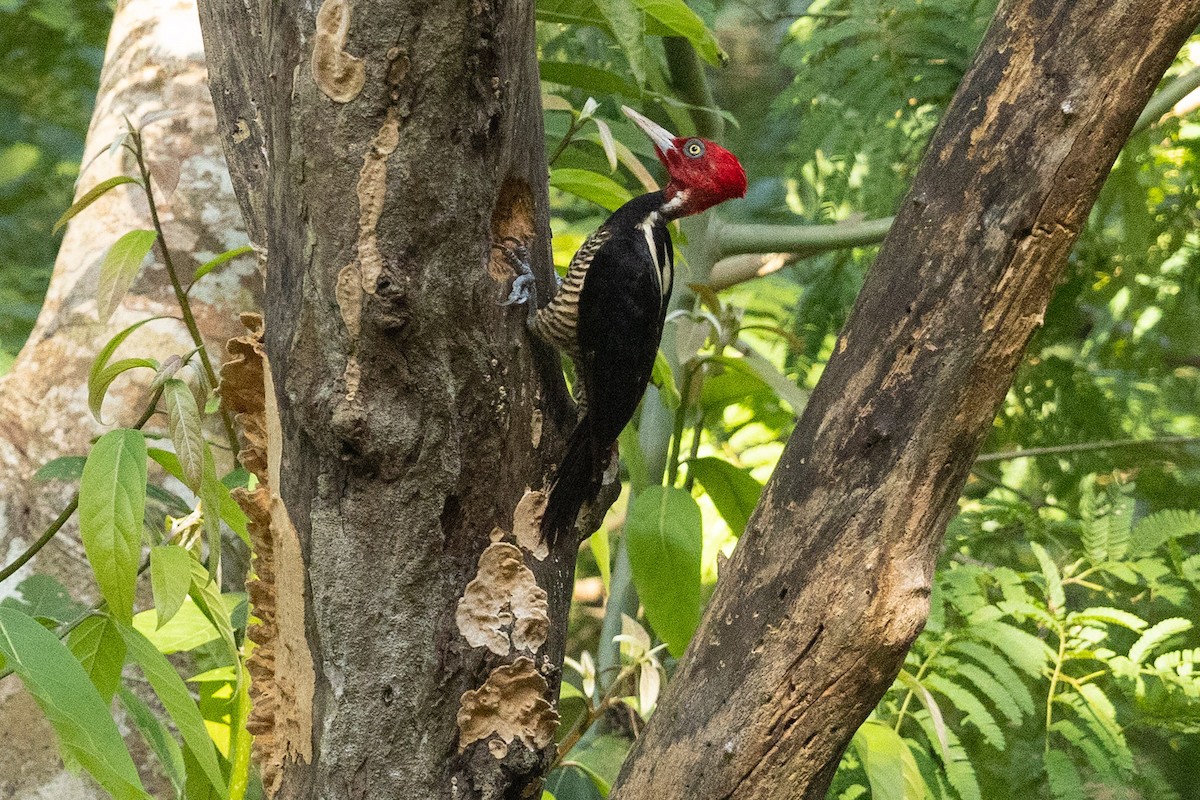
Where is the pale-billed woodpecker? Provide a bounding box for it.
[504,105,747,544]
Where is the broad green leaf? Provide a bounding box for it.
[595,0,645,86]
[193,245,252,284]
[564,760,612,797]
[79,429,147,623]
[626,486,702,656]
[851,720,927,800]
[97,229,158,323]
[686,456,763,536]
[539,62,641,99]
[635,0,726,66]
[118,685,186,798]
[592,526,611,594]
[0,574,87,624]
[0,607,149,799]
[151,545,193,629]
[66,614,127,702]
[163,379,205,491]
[33,455,87,482]
[119,624,228,797]
[551,168,634,211]
[189,562,241,663]
[91,358,158,424]
[133,596,223,654]
[617,426,650,494]
[88,316,170,423]
[52,175,140,233]
[650,349,680,410]
[726,347,808,413]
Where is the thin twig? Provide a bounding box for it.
[975,435,1200,463]
[130,127,241,466]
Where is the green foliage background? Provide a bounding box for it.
[1,0,1198,798]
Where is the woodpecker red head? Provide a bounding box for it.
[622,105,747,218]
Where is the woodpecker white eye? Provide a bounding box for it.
[684,139,705,159]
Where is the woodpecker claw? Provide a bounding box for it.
[493,238,541,321]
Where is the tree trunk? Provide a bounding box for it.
[197,1,574,797]
[0,0,259,796]
[610,2,1200,798]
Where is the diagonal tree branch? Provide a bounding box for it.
[611,2,1200,798]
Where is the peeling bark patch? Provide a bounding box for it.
[220,316,316,798]
[353,110,400,292]
[457,658,558,753]
[456,542,549,654]
[512,490,549,561]
[488,175,535,281]
[311,0,365,103]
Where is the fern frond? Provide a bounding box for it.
[969,621,1053,678]
[924,674,1005,749]
[912,709,981,800]
[949,640,1036,717]
[1129,618,1193,665]
[1043,749,1086,800]
[1131,509,1200,556]
[951,660,1024,724]
[1066,606,1147,633]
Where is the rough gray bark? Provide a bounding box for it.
[0,0,259,795]
[611,1,1200,798]
[196,1,574,797]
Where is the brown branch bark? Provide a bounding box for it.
[611,1,1200,798]
[197,1,575,797]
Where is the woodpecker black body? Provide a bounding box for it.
[506,106,747,544]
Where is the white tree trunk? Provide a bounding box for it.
[0,1,260,795]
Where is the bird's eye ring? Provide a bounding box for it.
[684,139,705,158]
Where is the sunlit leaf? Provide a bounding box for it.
[119,686,186,798]
[151,545,194,629]
[551,168,634,211]
[79,429,147,623]
[88,316,171,423]
[192,245,252,284]
[626,486,702,657]
[686,456,763,536]
[0,607,149,799]
[120,623,228,796]
[66,613,126,702]
[96,229,158,323]
[852,720,927,800]
[163,379,205,491]
[52,175,139,234]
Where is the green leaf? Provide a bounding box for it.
[896,669,949,761]
[1030,542,1065,613]
[33,455,87,482]
[193,245,253,284]
[1130,618,1193,666]
[52,176,140,234]
[0,574,87,624]
[852,720,927,800]
[150,448,249,546]
[189,562,241,663]
[118,685,186,798]
[97,229,158,323]
[0,608,149,799]
[686,456,763,537]
[626,486,702,657]
[79,429,148,623]
[651,349,681,410]
[551,168,634,211]
[88,316,170,423]
[1067,606,1147,632]
[592,526,611,594]
[66,614,127,703]
[728,347,808,414]
[1044,749,1085,800]
[539,61,641,99]
[119,623,228,797]
[924,673,1005,749]
[595,0,646,86]
[199,446,225,574]
[151,545,194,629]
[132,597,222,654]
[163,379,205,491]
[1131,509,1200,555]
[635,0,726,66]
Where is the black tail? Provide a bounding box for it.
[542,415,605,545]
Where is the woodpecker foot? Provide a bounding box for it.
[495,237,535,305]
